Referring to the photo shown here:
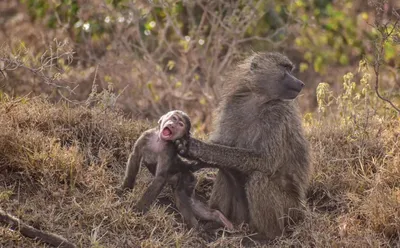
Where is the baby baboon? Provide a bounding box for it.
[175,52,311,239]
[120,110,233,230]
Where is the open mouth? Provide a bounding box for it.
[161,127,173,140]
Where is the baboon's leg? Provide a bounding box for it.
[209,169,248,225]
[174,184,199,229]
[228,170,249,224]
[171,172,198,228]
[191,197,234,230]
[247,178,297,239]
[209,170,233,216]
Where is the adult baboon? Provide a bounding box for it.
[175,52,311,239]
[120,110,233,230]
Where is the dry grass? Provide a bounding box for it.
[283,114,400,248]
[0,96,399,247]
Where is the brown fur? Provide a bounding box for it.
[175,52,311,239]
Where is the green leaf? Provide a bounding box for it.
[313,56,323,73]
[299,62,309,72]
[384,43,395,61]
[167,60,175,70]
[339,54,349,65]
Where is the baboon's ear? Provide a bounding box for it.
[157,115,164,127]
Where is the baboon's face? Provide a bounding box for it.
[250,52,305,100]
[157,111,190,141]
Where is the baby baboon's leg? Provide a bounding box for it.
[174,185,199,229]
[179,171,234,230]
[209,169,248,225]
[172,172,198,229]
[191,197,234,230]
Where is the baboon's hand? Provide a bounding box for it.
[133,204,148,214]
[174,138,189,156]
[115,186,129,197]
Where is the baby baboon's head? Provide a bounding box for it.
[157,110,191,141]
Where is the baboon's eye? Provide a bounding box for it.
[172,116,177,121]
[281,64,293,72]
[178,122,184,127]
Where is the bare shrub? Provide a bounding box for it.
[0,40,76,98]
[1,0,294,132]
[79,0,282,129]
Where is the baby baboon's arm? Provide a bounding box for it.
[175,137,278,174]
[135,175,167,213]
[120,132,150,190]
[134,153,171,213]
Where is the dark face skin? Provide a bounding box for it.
[278,67,305,100]
[250,53,305,101]
[158,111,187,141]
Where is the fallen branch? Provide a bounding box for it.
[0,209,76,248]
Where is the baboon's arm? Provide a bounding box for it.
[134,154,171,212]
[176,137,273,174]
[175,156,207,172]
[120,132,149,190]
[135,175,167,212]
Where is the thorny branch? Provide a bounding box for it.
[370,2,400,113]
[106,0,284,115]
[0,40,76,94]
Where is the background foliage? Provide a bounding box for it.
[1,0,399,132]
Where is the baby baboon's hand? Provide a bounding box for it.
[115,185,132,197]
[115,187,125,197]
[133,204,148,214]
[174,138,189,155]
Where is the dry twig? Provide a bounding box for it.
[369,2,400,113]
[0,209,76,248]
